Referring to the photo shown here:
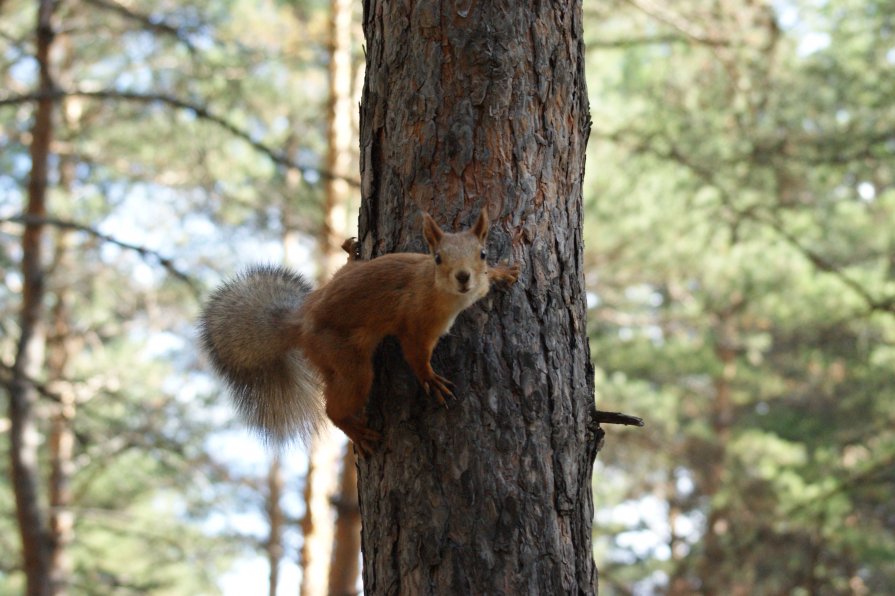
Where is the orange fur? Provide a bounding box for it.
[201,209,520,453]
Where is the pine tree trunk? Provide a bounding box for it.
[355,1,601,593]
[266,454,284,596]
[328,450,361,596]
[46,200,75,596]
[325,0,363,593]
[45,44,81,589]
[299,1,359,592]
[9,1,56,594]
[299,432,340,596]
[697,309,739,595]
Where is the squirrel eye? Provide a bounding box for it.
[480,249,486,260]
[434,253,442,265]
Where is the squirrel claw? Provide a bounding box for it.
[425,373,456,406]
[489,262,520,285]
[350,427,382,456]
[340,418,381,456]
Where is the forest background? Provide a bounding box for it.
[1,0,893,594]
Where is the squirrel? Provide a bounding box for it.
[199,208,520,453]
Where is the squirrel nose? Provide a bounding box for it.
[455,270,470,285]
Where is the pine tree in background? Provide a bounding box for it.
[1,0,336,591]
[9,0,57,592]
[584,1,895,592]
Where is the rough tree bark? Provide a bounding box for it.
[355,1,601,594]
[9,1,57,594]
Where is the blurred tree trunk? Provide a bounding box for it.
[356,1,601,593]
[8,1,57,594]
[696,306,741,595]
[45,159,76,596]
[266,454,284,596]
[294,232,341,596]
[299,400,340,596]
[44,33,81,595]
[325,0,362,594]
[46,229,75,596]
[328,451,360,595]
[322,0,355,274]
[300,0,358,593]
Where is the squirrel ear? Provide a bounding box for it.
[471,207,489,242]
[422,212,444,251]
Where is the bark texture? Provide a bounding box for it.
[356,1,600,594]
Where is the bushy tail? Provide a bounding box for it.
[198,265,322,445]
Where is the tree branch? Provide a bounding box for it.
[586,33,729,51]
[82,0,198,51]
[595,127,895,317]
[752,213,895,315]
[0,88,362,188]
[621,0,731,47]
[1,214,200,296]
[783,130,895,166]
[595,410,645,427]
[0,360,63,404]
[586,34,679,49]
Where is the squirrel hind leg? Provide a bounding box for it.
[324,365,379,453]
[331,416,381,456]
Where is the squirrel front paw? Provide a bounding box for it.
[488,262,520,286]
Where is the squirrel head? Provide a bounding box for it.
[422,208,491,302]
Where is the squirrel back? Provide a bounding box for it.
[198,265,323,444]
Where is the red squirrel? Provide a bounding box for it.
[199,208,519,453]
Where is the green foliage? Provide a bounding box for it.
[585,1,895,593]
[1,0,341,591]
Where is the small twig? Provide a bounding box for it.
[595,410,645,427]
